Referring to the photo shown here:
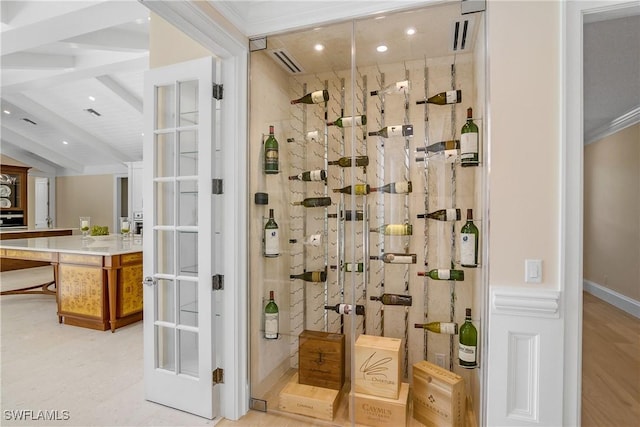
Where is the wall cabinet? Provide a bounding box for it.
[0,164,30,228]
[248,3,486,425]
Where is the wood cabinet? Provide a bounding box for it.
[0,164,30,228]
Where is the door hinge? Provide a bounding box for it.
[212,274,224,291]
[212,179,223,195]
[212,368,224,384]
[212,83,223,100]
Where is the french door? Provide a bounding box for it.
[142,56,221,419]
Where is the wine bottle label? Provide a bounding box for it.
[310,271,323,281]
[385,254,415,264]
[459,343,477,363]
[437,269,450,280]
[339,116,363,127]
[461,132,478,158]
[265,147,279,171]
[305,234,322,247]
[445,90,458,104]
[309,170,324,181]
[337,304,353,315]
[264,313,278,338]
[264,229,279,256]
[446,209,458,221]
[441,323,458,334]
[311,91,326,103]
[395,80,409,92]
[388,125,404,137]
[354,184,368,195]
[394,181,411,194]
[460,233,476,266]
[384,224,411,235]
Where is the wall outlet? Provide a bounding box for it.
[435,353,446,368]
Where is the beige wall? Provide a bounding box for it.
[584,123,640,300]
[488,0,561,288]
[56,175,114,231]
[149,12,211,69]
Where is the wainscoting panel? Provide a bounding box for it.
[507,332,539,421]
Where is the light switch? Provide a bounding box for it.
[525,259,542,283]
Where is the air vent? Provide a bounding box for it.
[451,17,475,52]
[267,48,304,74]
[21,118,37,125]
[84,108,101,117]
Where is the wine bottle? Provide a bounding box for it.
[370,253,417,264]
[368,124,414,138]
[264,209,279,257]
[264,290,279,339]
[461,107,479,167]
[414,321,458,335]
[291,197,332,208]
[289,270,327,282]
[370,181,412,194]
[417,269,465,281]
[291,89,329,105]
[324,303,365,315]
[332,184,370,195]
[288,169,327,181]
[328,210,364,221]
[370,223,413,236]
[460,208,479,267]
[416,89,462,105]
[327,115,367,127]
[289,233,322,247]
[459,308,478,368]
[417,208,461,221]
[370,293,413,306]
[263,125,279,174]
[331,262,364,272]
[416,140,460,153]
[370,79,410,96]
[328,156,369,167]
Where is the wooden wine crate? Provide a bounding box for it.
[298,329,345,390]
[352,382,410,427]
[278,373,341,421]
[354,334,402,399]
[412,360,466,427]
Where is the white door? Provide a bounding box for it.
[142,56,221,419]
[34,177,49,228]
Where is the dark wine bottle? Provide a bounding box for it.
[416,90,462,105]
[264,208,279,257]
[460,209,479,267]
[416,140,460,153]
[370,181,412,194]
[414,322,458,334]
[417,208,461,221]
[327,156,369,167]
[264,291,279,339]
[289,270,327,282]
[370,223,413,236]
[288,169,327,181]
[459,308,478,368]
[291,89,329,105]
[328,210,364,221]
[263,125,279,174]
[332,184,370,195]
[370,253,417,264]
[370,293,413,306]
[327,115,367,127]
[368,124,414,138]
[417,269,464,281]
[461,107,479,167]
[291,197,332,208]
[324,303,365,315]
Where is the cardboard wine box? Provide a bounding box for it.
[412,360,466,427]
[278,373,341,421]
[352,382,410,427]
[354,334,403,399]
[298,329,345,390]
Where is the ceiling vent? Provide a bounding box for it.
[21,118,37,125]
[267,48,304,74]
[451,17,475,52]
[84,108,101,117]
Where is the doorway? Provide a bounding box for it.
[34,177,50,228]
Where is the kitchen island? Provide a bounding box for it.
[0,234,143,332]
[0,227,74,271]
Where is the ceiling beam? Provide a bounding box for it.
[0,142,59,175]
[1,52,76,69]
[64,27,149,52]
[96,75,143,114]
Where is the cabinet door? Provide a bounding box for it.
[142,56,220,419]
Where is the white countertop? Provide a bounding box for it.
[0,234,142,256]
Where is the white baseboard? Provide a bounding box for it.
[583,280,640,319]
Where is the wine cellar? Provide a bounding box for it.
[249,3,486,425]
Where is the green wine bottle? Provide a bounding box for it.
[324,303,365,315]
[416,140,460,153]
[264,208,279,257]
[291,197,332,208]
[417,208,461,221]
[368,124,414,138]
[288,169,327,181]
[289,270,327,282]
[263,125,279,174]
[327,115,367,127]
[291,89,329,105]
[370,181,412,194]
[370,293,413,306]
[370,223,413,236]
[417,269,464,281]
[370,79,410,96]
[459,308,478,368]
[414,321,458,334]
[327,156,369,167]
[416,90,462,105]
[328,210,364,221]
[264,291,279,339]
[460,208,479,267]
[461,108,479,167]
[370,253,417,264]
[332,184,370,195]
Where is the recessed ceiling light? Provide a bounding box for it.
[62,140,69,145]
[377,45,388,53]
[3,110,10,115]
[406,28,416,35]
[88,96,95,101]
[314,44,324,51]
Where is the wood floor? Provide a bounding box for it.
[581,291,640,427]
